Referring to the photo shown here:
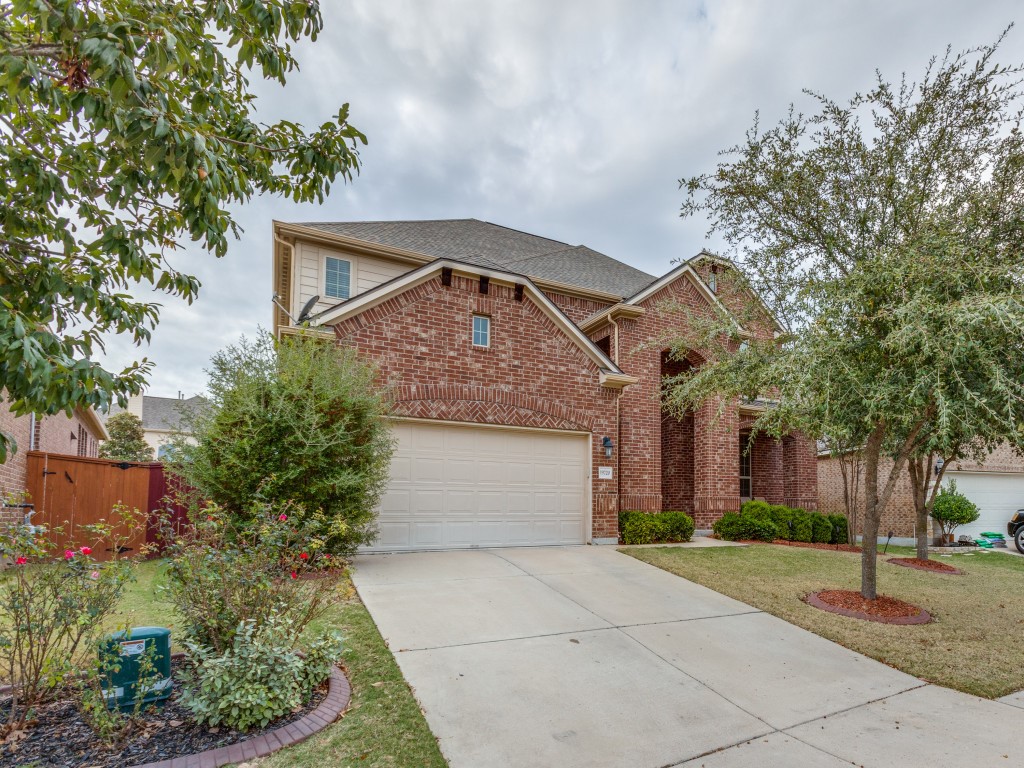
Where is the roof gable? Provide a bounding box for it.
[311,258,627,377]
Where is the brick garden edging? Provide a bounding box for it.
[129,665,351,768]
[805,590,932,625]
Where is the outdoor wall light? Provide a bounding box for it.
[602,436,614,458]
[934,457,945,476]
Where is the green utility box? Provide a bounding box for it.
[100,627,172,711]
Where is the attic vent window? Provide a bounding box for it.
[325,256,351,300]
[708,265,718,293]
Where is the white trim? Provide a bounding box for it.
[311,259,625,375]
[472,314,491,348]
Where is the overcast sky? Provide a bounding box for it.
[100,0,1023,399]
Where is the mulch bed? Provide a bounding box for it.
[768,540,864,553]
[0,658,328,768]
[805,589,931,625]
[888,557,964,575]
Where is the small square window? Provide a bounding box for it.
[472,315,490,347]
[325,256,351,300]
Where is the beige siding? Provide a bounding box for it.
[295,241,409,318]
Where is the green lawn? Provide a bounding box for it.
[622,544,1024,699]
[116,561,447,768]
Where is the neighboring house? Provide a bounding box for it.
[819,444,1024,544]
[105,394,208,458]
[272,219,818,551]
[0,396,108,500]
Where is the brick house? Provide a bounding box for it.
[272,220,818,550]
[105,393,208,459]
[0,397,108,503]
[819,443,1024,544]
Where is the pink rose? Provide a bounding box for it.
[79,546,92,555]
[90,570,99,580]
[64,549,75,560]
[278,514,287,522]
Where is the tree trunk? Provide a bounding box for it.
[908,455,930,560]
[860,427,885,600]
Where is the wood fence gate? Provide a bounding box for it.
[25,452,187,560]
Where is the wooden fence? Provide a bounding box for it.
[25,451,189,561]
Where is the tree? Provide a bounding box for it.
[98,411,153,462]
[0,1,366,462]
[169,331,394,556]
[930,480,980,541]
[672,32,1024,599]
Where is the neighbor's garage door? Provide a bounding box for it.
[943,471,1024,540]
[366,421,589,552]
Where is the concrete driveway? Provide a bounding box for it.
[353,546,1021,768]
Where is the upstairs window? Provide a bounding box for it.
[472,315,490,347]
[325,256,351,300]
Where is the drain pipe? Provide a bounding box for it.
[608,316,622,511]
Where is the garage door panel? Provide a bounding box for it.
[944,472,1024,540]
[366,422,589,551]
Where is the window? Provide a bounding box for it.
[472,315,490,347]
[708,270,718,293]
[739,436,752,499]
[325,256,351,300]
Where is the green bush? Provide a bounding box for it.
[828,514,849,544]
[170,331,394,556]
[811,513,833,543]
[660,511,696,542]
[767,505,797,540]
[931,480,981,539]
[740,500,772,517]
[619,510,695,544]
[712,510,778,542]
[180,616,343,731]
[790,509,814,542]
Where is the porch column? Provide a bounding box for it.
[692,396,741,529]
[783,433,818,509]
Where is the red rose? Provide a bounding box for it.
[79,546,92,555]
[14,556,27,566]
[278,514,288,522]
[299,552,309,560]
[290,571,298,579]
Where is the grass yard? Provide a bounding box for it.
[623,544,1024,699]
[114,561,447,768]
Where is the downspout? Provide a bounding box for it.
[28,413,37,451]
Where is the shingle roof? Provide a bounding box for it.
[106,395,209,432]
[295,219,656,297]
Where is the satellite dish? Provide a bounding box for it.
[296,295,320,323]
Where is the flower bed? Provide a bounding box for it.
[887,557,964,575]
[805,589,931,624]
[0,660,350,768]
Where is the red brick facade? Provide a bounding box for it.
[333,275,623,539]
[324,262,819,541]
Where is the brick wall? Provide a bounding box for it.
[0,401,32,498]
[819,441,1024,538]
[750,433,785,504]
[333,274,621,539]
[546,292,613,325]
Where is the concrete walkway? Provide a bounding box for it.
[353,546,1022,768]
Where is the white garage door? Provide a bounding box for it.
[366,420,590,552]
[943,471,1024,540]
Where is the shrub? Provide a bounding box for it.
[180,616,343,731]
[619,510,695,544]
[740,500,772,517]
[828,514,850,544]
[170,331,394,556]
[811,513,833,543]
[0,506,143,731]
[660,511,695,542]
[161,501,344,653]
[767,505,797,540]
[790,509,814,542]
[713,510,778,542]
[931,480,981,539]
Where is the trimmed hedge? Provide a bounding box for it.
[619,510,695,545]
[717,502,850,545]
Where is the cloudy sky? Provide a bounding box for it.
[100,0,1023,398]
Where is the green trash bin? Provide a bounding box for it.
[100,627,172,711]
